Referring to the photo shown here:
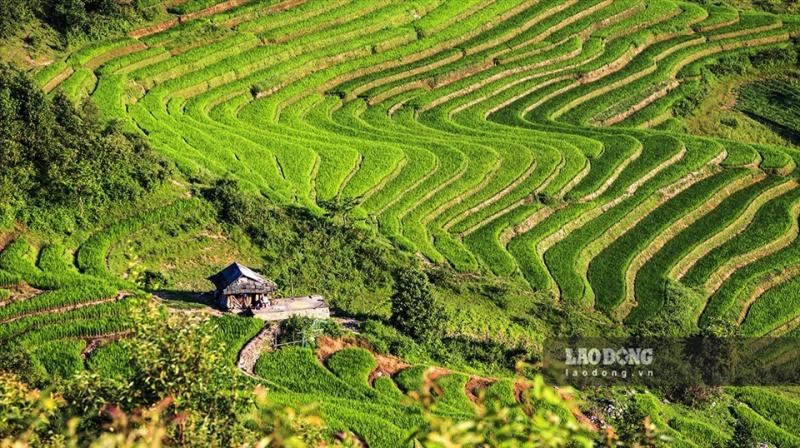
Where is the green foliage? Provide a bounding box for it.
[0,64,169,228]
[737,79,800,139]
[0,372,62,446]
[255,346,371,400]
[1,359,358,447]
[436,336,529,374]
[730,387,800,437]
[4,1,800,445]
[122,302,247,410]
[410,376,594,448]
[60,300,257,445]
[394,365,428,393]
[0,0,35,38]
[390,268,446,343]
[210,314,265,364]
[86,341,135,379]
[731,402,800,447]
[30,338,86,378]
[359,319,426,360]
[75,199,199,280]
[1,0,152,43]
[741,275,800,336]
[135,269,169,291]
[0,283,117,322]
[278,315,343,347]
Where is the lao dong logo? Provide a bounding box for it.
[563,347,655,381]
[565,347,654,366]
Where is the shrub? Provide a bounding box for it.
[359,319,423,359]
[135,270,169,291]
[709,53,753,76]
[389,268,446,343]
[279,316,343,347]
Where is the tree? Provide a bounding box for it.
[389,268,445,343]
[136,270,169,291]
[58,300,253,445]
[0,0,34,38]
[203,178,259,227]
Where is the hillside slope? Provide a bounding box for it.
[29,0,800,332]
[3,0,800,446]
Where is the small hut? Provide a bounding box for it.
[208,262,277,311]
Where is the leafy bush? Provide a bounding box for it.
[0,372,62,445]
[135,269,169,291]
[0,0,35,38]
[390,268,446,343]
[737,80,800,137]
[278,316,343,347]
[750,46,798,68]
[411,376,595,447]
[437,336,529,373]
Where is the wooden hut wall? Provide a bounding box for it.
[221,277,275,295]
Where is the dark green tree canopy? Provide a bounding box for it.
[0,63,169,223]
[390,268,445,342]
[0,0,153,41]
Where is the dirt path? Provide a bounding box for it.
[237,322,278,376]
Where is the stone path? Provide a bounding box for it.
[237,322,279,375]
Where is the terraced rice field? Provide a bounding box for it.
[5,1,800,443]
[34,0,800,331]
[2,221,799,446]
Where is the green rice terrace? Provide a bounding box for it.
[3,0,800,446]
